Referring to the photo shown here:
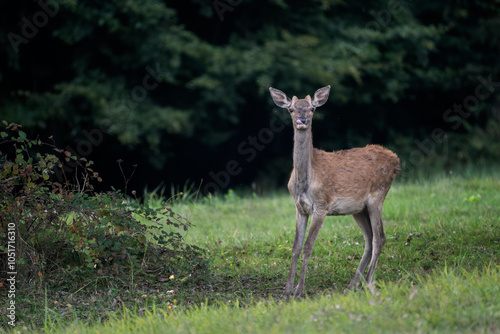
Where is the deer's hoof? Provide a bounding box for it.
[345,282,364,293]
[293,290,305,299]
[345,284,355,292]
[281,288,293,300]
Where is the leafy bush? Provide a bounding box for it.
[0,121,207,289]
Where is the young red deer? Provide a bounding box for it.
[269,85,400,298]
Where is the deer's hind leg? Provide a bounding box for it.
[347,210,373,290]
[365,198,386,286]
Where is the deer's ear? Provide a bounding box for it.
[269,87,292,108]
[312,85,331,107]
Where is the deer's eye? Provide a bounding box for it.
[311,108,315,112]
[289,108,294,113]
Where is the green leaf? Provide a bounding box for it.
[0,132,7,138]
[18,131,27,140]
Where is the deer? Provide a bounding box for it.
[269,85,400,298]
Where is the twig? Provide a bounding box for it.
[116,159,137,194]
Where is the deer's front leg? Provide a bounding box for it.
[283,209,308,297]
[294,212,325,298]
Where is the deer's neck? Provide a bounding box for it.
[292,129,313,194]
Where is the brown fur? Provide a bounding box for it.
[295,145,400,215]
[269,85,400,298]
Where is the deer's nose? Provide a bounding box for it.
[297,117,307,125]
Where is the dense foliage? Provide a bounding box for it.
[0,122,206,291]
[1,0,499,192]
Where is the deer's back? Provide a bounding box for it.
[313,144,399,190]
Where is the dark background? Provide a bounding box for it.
[1,0,499,195]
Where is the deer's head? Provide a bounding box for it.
[269,86,330,130]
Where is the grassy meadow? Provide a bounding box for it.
[4,172,500,333]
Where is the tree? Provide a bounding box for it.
[1,0,499,191]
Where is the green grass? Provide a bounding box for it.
[174,175,500,296]
[4,173,500,333]
[41,266,500,333]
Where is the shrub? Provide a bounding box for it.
[0,121,206,289]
